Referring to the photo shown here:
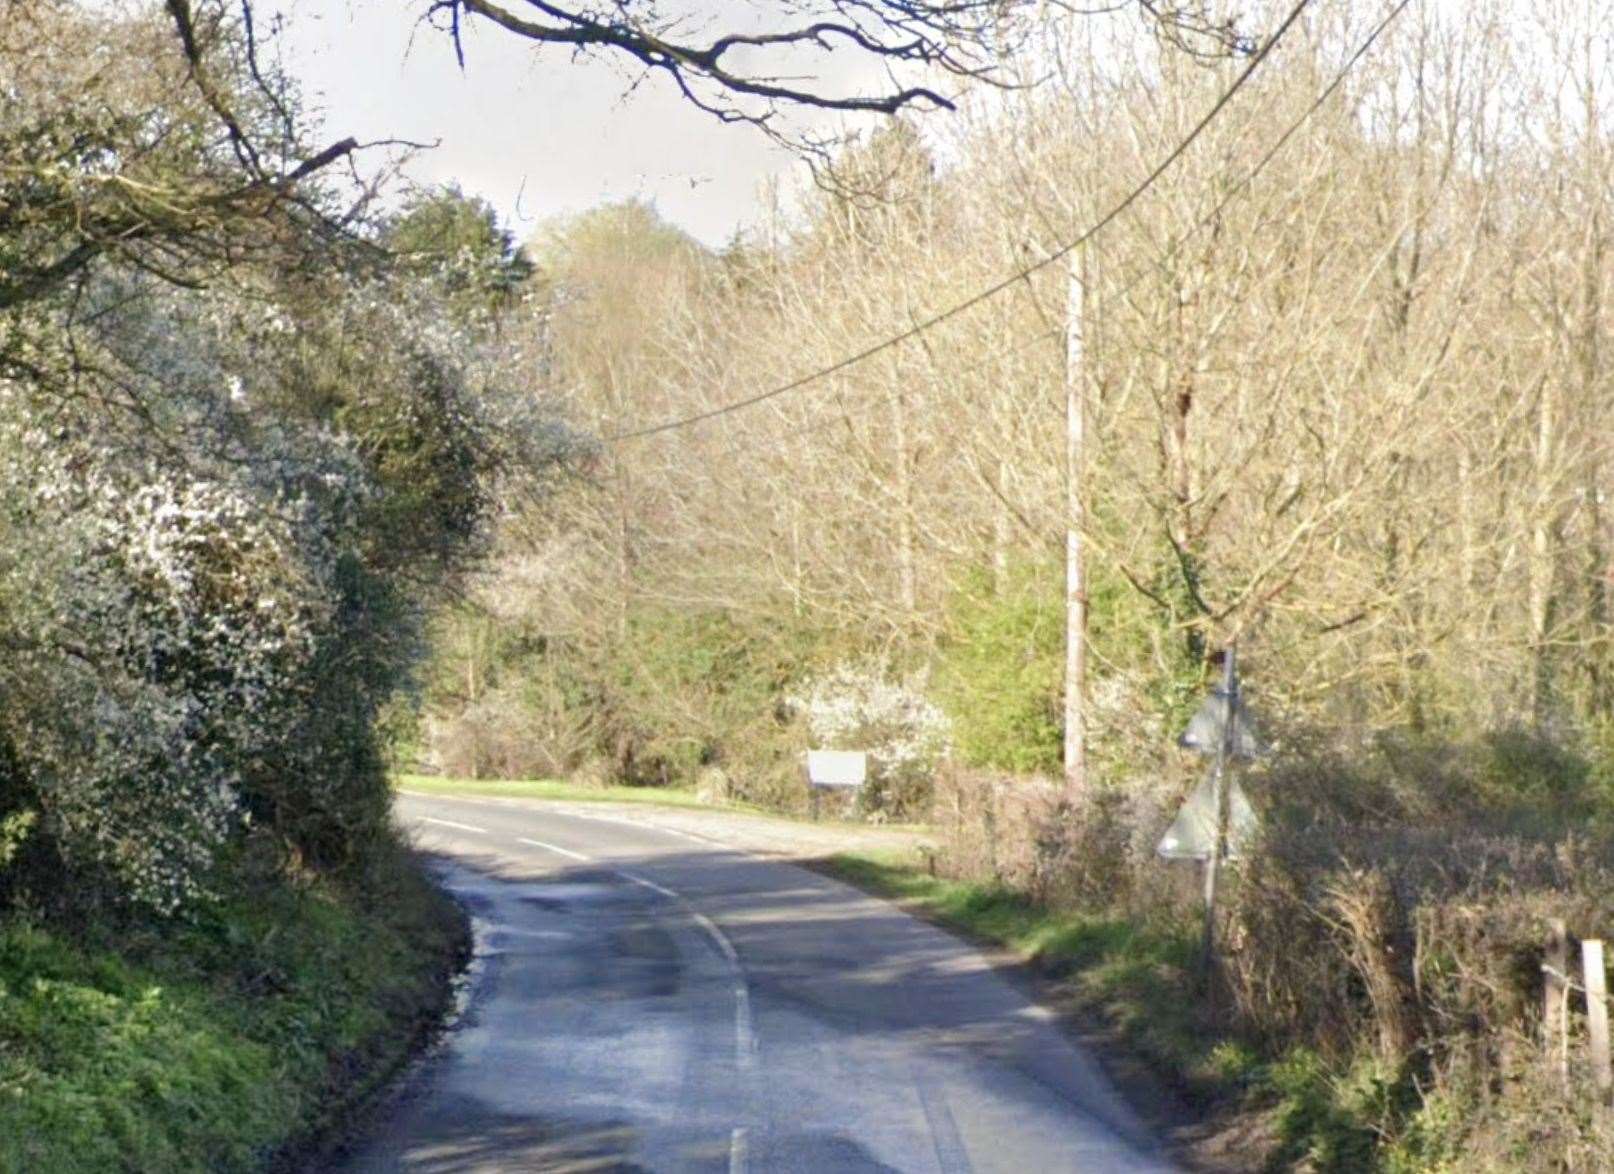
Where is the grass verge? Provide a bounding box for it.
[395,772,714,810]
[0,840,467,1172]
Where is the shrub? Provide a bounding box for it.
[935,565,1063,774]
[791,661,951,818]
[0,428,333,912]
[932,765,1183,914]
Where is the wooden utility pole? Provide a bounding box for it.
[1063,248,1088,797]
[1544,917,1571,1083]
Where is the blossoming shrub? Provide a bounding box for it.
[791,663,951,818]
[0,242,564,911]
[0,414,334,912]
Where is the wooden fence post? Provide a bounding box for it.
[1545,918,1570,1084]
[1585,938,1611,1103]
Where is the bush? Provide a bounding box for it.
[929,718,1614,1169]
[0,842,466,1172]
[932,766,1184,914]
[791,661,951,818]
[935,565,1063,774]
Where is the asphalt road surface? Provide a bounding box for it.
[334,792,1179,1174]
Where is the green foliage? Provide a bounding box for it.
[1262,725,1614,840]
[420,600,826,798]
[935,564,1064,773]
[386,184,535,307]
[0,847,465,1172]
[934,553,1202,777]
[0,810,36,872]
[1262,1051,1427,1174]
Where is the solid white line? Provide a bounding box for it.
[729,1126,749,1174]
[420,816,488,834]
[517,836,591,863]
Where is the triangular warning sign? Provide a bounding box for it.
[1178,691,1264,760]
[1156,770,1259,860]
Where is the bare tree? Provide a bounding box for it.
[417,0,1249,151]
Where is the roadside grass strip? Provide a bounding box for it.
[0,848,466,1172]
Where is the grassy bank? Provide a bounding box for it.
[0,843,467,1172]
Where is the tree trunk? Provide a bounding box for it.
[1064,249,1088,796]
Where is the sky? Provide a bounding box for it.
[265,2,871,247]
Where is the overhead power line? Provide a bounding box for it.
[606,0,1320,443]
[639,0,1418,459]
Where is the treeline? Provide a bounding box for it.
[431,0,1614,793]
[422,0,1614,1165]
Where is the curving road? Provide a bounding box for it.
[334,792,1179,1173]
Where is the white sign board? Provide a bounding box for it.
[806,750,867,789]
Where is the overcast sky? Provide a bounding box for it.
[266,3,873,247]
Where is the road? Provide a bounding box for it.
[334,792,1180,1174]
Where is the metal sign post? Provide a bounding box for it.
[1157,645,1262,982]
[1200,644,1238,979]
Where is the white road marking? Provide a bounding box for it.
[618,870,680,900]
[550,807,724,847]
[729,1126,749,1174]
[516,836,590,862]
[420,816,488,834]
[399,791,730,848]
[692,912,742,969]
[514,841,757,1069]
[732,984,756,1070]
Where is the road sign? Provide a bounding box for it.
[1172,645,1262,982]
[805,750,867,789]
[1157,768,1259,860]
[1178,690,1264,759]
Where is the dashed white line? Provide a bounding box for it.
[420,816,488,834]
[517,836,590,862]
[731,985,756,1070]
[729,1126,749,1174]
